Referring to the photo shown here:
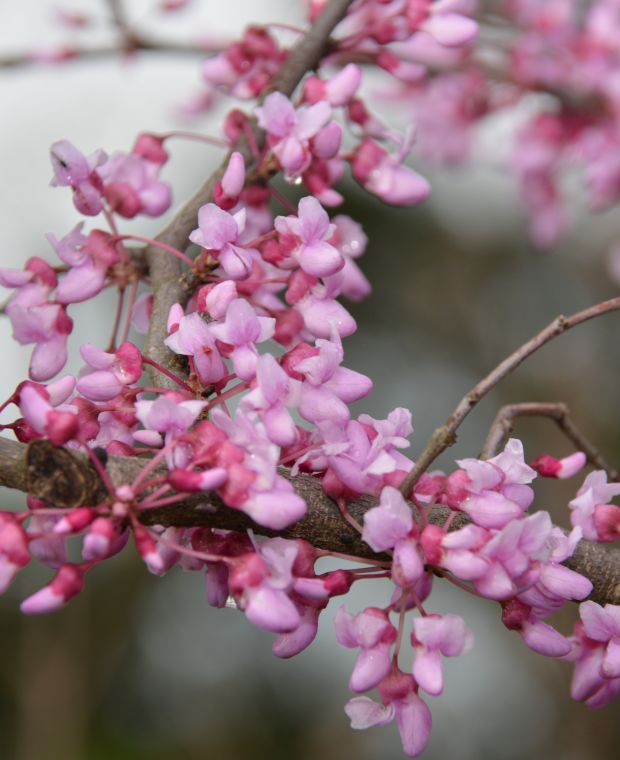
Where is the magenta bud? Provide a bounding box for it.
[20,563,85,614]
[132,133,169,165]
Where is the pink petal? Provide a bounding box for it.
[540,564,592,601]
[580,601,617,641]
[242,490,307,530]
[395,692,432,758]
[298,296,356,338]
[461,491,524,529]
[393,540,424,586]
[423,13,478,47]
[413,648,443,695]
[362,486,414,552]
[30,335,68,381]
[244,585,300,633]
[272,606,319,658]
[77,370,123,401]
[602,639,620,678]
[520,620,571,657]
[349,641,393,692]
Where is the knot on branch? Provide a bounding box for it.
[26,440,106,508]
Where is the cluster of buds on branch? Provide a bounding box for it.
[2,0,620,756]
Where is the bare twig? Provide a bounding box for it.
[399,297,620,497]
[0,39,220,69]
[480,402,618,480]
[1,436,619,605]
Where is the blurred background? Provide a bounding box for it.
[1,1,620,758]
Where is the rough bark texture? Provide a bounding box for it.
[1,437,619,606]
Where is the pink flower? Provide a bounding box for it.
[190,204,256,280]
[48,227,121,304]
[164,308,227,386]
[275,196,344,278]
[335,606,397,692]
[351,138,430,206]
[77,341,143,401]
[256,92,339,178]
[363,485,414,552]
[97,151,171,218]
[19,385,79,445]
[569,470,620,541]
[1,257,73,381]
[202,26,285,99]
[135,394,207,467]
[50,140,106,215]
[568,601,620,708]
[229,539,301,633]
[211,409,306,529]
[411,614,473,695]
[455,439,537,529]
[345,668,432,758]
[241,353,298,447]
[21,563,85,614]
[303,64,363,106]
[214,152,246,210]
[209,298,275,380]
[0,513,31,593]
[531,451,587,479]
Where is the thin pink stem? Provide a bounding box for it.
[103,206,119,235]
[107,285,126,352]
[139,492,191,509]
[159,130,229,148]
[142,357,194,393]
[119,277,139,345]
[116,234,194,267]
[131,441,177,492]
[269,185,297,214]
[242,230,277,248]
[205,380,249,411]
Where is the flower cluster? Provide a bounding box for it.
[2,2,620,757]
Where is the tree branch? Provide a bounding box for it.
[399,297,620,497]
[1,436,619,606]
[480,402,618,480]
[142,0,354,387]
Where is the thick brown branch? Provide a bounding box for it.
[142,0,354,387]
[399,297,620,496]
[1,436,619,606]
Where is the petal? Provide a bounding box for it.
[349,641,392,692]
[244,585,300,633]
[55,261,106,304]
[362,486,413,552]
[461,491,524,529]
[413,648,443,695]
[272,606,319,658]
[395,693,432,758]
[520,620,571,657]
[345,697,395,729]
[298,240,343,278]
[580,601,616,641]
[423,13,478,47]
[602,639,620,678]
[30,335,68,381]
